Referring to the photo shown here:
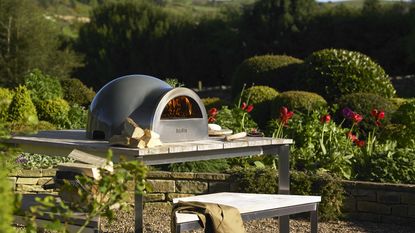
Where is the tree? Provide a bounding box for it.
[0,0,81,87]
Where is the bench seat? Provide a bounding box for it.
[173,192,321,233]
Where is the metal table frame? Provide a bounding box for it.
[6,130,292,233]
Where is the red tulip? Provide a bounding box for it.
[280,107,294,125]
[241,102,247,110]
[320,114,331,123]
[208,116,216,123]
[246,105,254,113]
[209,108,218,116]
[371,109,379,118]
[352,113,363,123]
[356,140,365,147]
[347,132,357,142]
[377,111,385,120]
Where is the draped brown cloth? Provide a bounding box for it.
[172,201,246,233]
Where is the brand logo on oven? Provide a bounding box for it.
[176,128,188,133]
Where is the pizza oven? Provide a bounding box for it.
[86,75,208,142]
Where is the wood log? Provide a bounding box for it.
[122,117,145,139]
[225,132,247,141]
[109,135,140,148]
[58,162,102,180]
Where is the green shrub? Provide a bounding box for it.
[15,153,75,169]
[301,49,396,102]
[353,141,415,184]
[229,168,344,221]
[36,98,70,128]
[67,104,88,129]
[240,86,279,128]
[202,97,225,111]
[7,86,38,125]
[271,91,327,117]
[231,55,303,97]
[24,69,63,104]
[60,78,96,106]
[389,97,408,108]
[335,92,398,130]
[166,159,229,173]
[0,88,13,121]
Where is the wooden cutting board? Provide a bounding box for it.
[208,129,233,136]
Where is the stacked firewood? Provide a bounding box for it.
[109,118,162,148]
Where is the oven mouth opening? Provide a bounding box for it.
[161,95,202,119]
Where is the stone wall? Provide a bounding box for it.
[342,180,415,225]
[10,170,415,225]
[9,169,57,194]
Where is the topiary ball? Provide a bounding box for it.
[335,92,398,130]
[392,100,415,127]
[271,91,327,117]
[240,86,279,128]
[0,88,13,121]
[7,86,38,124]
[60,78,96,107]
[301,49,396,102]
[37,98,70,128]
[231,55,303,97]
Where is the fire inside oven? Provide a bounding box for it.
[161,96,202,119]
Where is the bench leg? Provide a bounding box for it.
[310,209,318,233]
[279,215,290,233]
[135,192,144,233]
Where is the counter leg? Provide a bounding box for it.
[135,192,143,233]
[278,144,290,233]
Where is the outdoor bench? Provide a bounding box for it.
[173,192,321,233]
[13,194,100,233]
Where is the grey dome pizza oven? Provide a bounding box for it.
[86,75,208,142]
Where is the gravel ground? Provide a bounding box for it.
[101,204,415,233]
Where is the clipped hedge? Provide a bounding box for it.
[229,168,344,221]
[0,88,13,121]
[240,86,279,128]
[301,49,396,102]
[271,91,327,117]
[231,55,303,97]
[202,97,225,111]
[60,78,96,106]
[335,92,398,130]
[392,100,415,127]
[37,98,70,128]
[7,86,38,125]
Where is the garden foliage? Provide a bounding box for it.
[24,69,63,105]
[231,55,303,97]
[301,49,396,102]
[0,88,13,121]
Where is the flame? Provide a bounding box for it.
[161,96,197,118]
